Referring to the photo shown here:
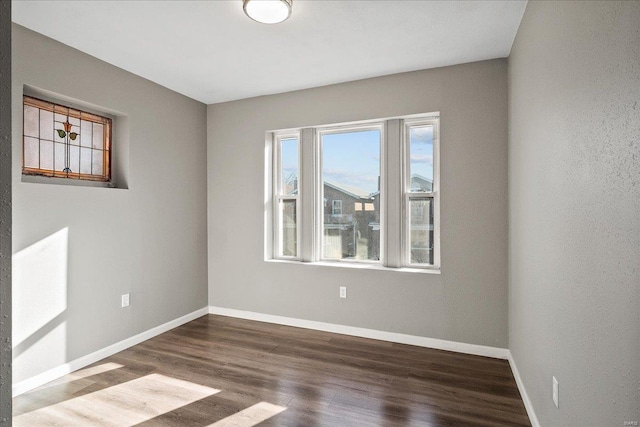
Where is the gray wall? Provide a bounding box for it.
[509,1,640,425]
[0,2,12,424]
[208,59,509,348]
[12,25,208,384]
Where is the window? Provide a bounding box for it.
[270,114,439,270]
[274,133,300,259]
[331,200,342,215]
[321,127,381,262]
[23,96,112,182]
[405,119,438,266]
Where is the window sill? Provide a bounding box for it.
[21,174,126,189]
[265,258,441,274]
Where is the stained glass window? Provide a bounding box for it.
[23,96,112,182]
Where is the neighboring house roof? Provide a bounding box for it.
[411,173,433,184]
[369,174,432,197]
[324,182,373,199]
[411,174,433,191]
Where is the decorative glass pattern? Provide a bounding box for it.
[23,96,112,182]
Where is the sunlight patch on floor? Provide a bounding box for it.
[206,402,287,427]
[13,373,220,426]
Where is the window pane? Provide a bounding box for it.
[54,143,65,172]
[409,125,433,192]
[54,120,66,143]
[280,199,297,257]
[69,125,81,146]
[92,149,104,176]
[80,147,92,174]
[80,120,92,147]
[24,137,39,169]
[69,144,80,173]
[92,123,104,149]
[409,197,433,265]
[24,105,39,138]
[322,129,380,261]
[280,137,298,195]
[40,140,53,170]
[40,110,54,142]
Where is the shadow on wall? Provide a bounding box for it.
[12,228,69,385]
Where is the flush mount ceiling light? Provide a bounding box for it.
[243,0,292,24]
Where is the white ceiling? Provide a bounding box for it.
[12,0,527,105]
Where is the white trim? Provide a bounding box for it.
[508,353,541,427]
[265,258,441,274]
[299,127,316,262]
[12,307,209,397]
[208,306,508,359]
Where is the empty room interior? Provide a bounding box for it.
[0,0,638,426]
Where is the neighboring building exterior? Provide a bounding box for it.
[283,174,433,263]
[323,182,379,260]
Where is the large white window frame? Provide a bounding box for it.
[269,113,440,272]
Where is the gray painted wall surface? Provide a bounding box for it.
[509,1,640,425]
[12,25,208,384]
[208,60,509,348]
[0,3,12,424]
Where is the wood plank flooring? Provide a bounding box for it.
[13,315,530,426]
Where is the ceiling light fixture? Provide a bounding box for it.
[243,0,292,24]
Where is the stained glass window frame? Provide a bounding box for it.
[22,96,112,183]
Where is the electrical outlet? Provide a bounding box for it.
[121,293,130,308]
[552,376,559,408]
[339,286,347,299]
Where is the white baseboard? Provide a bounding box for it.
[12,307,209,397]
[208,306,510,360]
[508,352,541,427]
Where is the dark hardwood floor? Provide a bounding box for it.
[13,315,530,426]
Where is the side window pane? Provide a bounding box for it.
[280,138,298,195]
[409,197,434,265]
[275,135,299,259]
[280,199,297,257]
[321,129,380,261]
[409,125,434,192]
